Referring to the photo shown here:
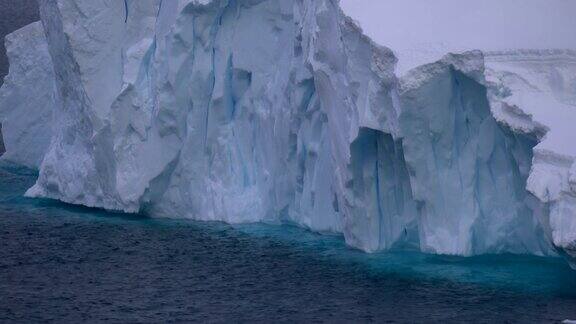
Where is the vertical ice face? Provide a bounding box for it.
[485,50,576,266]
[24,0,132,210]
[347,128,419,251]
[399,52,552,256]
[22,0,410,251]
[0,22,55,169]
[1,0,574,265]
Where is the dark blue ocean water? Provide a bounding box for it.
[1,164,576,322]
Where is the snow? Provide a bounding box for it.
[0,0,575,266]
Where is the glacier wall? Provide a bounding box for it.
[1,0,575,265]
[399,53,552,256]
[23,0,405,253]
[0,22,55,169]
[485,50,576,266]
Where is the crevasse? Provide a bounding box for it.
[0,0,575,268]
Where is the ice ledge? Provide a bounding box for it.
[399,51,485,93]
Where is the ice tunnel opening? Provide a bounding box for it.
[347,127,419,252]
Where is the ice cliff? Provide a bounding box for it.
[485,50,576,266]
[0,22,55,169]
[0,0,575,267]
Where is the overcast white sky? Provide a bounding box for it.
[340,0,576,72]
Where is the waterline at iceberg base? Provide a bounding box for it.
[1,0,576,269]
[0,164,575,322]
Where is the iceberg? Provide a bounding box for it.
[0,22,55,169]
[399,52,552,256]
[24,0,406,254]
[485,50,576,267]
[0,0,575,267]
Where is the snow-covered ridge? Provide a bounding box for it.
[0,0,575,268]
[486,49,576,63]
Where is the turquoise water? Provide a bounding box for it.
[1,163,575,322]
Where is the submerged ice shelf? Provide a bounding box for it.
[0,0,575,268]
